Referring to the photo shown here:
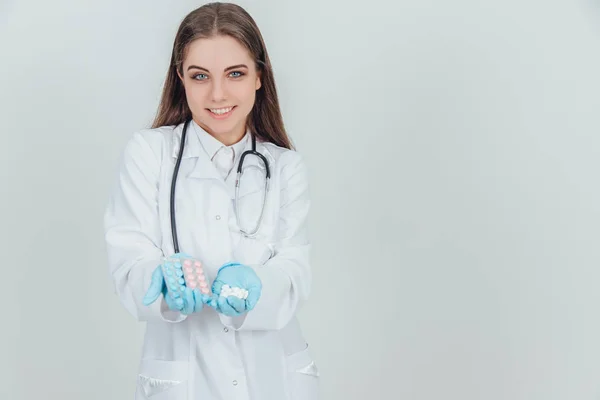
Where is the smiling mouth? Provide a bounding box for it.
[207,106,236,115]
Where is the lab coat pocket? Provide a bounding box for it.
[136,359,189,400]
[285,345,320,400]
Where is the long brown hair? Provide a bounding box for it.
[151,2,293,150]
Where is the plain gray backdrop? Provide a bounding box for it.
[1,0,600,399]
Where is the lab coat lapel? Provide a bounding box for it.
[233,140,272,198]
[171,122,222,182]
[220,137,271,200]
[188,152,222,181]
[169,122,233,270]
[230,139,277,265]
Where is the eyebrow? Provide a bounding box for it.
[187,64,248,72]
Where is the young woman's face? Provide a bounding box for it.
[178,35,262,144]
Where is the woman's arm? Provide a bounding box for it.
[104,131,186,323]
[220,151,312,331]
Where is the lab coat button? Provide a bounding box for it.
[232,380,238,386]
[215,215,221,220]
[223,327,229,333]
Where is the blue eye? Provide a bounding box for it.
[191,71,245,81]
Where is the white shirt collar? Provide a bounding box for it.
[192,119,249,161]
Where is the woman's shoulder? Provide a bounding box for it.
[128,124,178,147]
[261,141,304,165]
[121,124,180,160]
[260,141,308,179]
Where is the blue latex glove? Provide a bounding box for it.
[208,262,262,317]
[142,253,209,315]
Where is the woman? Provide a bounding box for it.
[103,3,318,399]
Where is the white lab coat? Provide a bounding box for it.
[103,120,319,400]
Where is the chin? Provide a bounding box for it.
[207,121,239,136]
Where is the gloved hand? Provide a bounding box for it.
[142,253,209,315]
[208,262,262,316]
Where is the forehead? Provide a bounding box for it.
[184,35,254,69]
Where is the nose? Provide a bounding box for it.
[210,78,226,102]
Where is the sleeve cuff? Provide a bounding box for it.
[159,297,187,323]
[218,314,247,330]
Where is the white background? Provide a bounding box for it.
[1,0,600,399]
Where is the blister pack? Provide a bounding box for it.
[161,255,211,299]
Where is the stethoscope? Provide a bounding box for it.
[170,118,271,253]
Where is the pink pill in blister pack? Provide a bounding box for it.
[181,258,211,295]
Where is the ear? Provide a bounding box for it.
[255,70,262,90]
[176,68,184,84]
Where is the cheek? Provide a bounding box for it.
[237,83,257,107]
[184,84,205,105]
